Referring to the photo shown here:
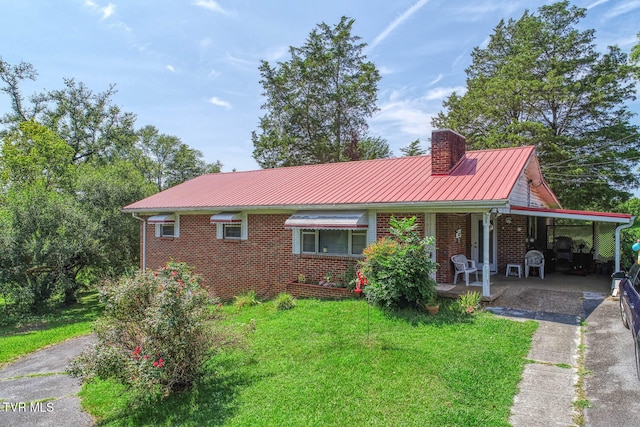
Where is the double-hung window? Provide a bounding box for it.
[149,214,179,238]
[210,212,246,240]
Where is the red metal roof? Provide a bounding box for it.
[124,146,536,211]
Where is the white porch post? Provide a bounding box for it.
[482,212,491,297]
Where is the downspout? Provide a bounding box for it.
[131,213,147,272]
[615,216,635,272]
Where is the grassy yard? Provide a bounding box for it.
[79,298,537,426]
[0,292,102,367]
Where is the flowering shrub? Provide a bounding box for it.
[359,216,437,309]
[68,261,235,396]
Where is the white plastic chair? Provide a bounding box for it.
[525,250,545,279]
[451,254,479,286]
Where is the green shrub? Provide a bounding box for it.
[234,290,261,308]
[360,216,437,309]
[274,293,296,311]
[68,262,232,396]
[458,291,482,314]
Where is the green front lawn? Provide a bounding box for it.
[0,292,102,367]
[79,299,537,426]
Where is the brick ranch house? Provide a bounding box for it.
[123,129,634,300]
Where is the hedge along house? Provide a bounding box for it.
[123,129,634,300]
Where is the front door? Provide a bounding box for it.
[471,214,497,272]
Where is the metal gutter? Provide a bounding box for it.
[121,200,511,214]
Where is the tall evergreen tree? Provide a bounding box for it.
[400,139,426,156]
[252,16,384,168]
[432,1,640,210]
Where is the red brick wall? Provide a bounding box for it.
[435,213,471,283]
[376,212,425,238]
[143,214,360,301]
[141,211,527,299]
[496,215,528,273]
[431,129,466,175]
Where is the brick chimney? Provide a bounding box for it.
[431,129,466,175]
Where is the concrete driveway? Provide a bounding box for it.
[0,335,95,427]
[584,296,640,426]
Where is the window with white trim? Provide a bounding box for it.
[160,224,176,237]
[300,229,366,256]
[150,214,179,238]
[212,212,248,240]
[223,224,241,239]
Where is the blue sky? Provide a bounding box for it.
[1,0,639,172]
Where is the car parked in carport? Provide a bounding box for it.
[619,263,640,380]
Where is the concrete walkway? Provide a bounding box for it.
[0,335,95,427]
[487,304,583,426]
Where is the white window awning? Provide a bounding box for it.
[148,214,175,224]
[284,211,368,230]
[210,212,242,224]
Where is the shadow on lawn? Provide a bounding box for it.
[99,353,259,426]
[0,291,103,333]
[382,301,478,328]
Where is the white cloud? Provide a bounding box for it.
[101,3,115,20]
[209,96,232,109]
[370,0,430,49]
[263,45,289,62]
[603,0,640,20]
[166,65,177,72]
[424,86,466,101]
[192,0,228,14]
[225,52,255,69]
[586,0,610,10]
[84,0,115,20]
[372,97,433,139]
[427,74,443,86]
[451,50,468,71]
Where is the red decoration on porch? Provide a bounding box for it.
[355,270,368,294]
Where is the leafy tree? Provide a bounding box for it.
[0,120,75,190]
[135,125,221,191]
[0,57,37,123]
[400,139,426,156]
[0,184,99,308]
[631,32,640,66]
[0,57,225,312]
[75,161,155,277]
[432,1,640,210]
[252,16,384,167]
[0,59,137,165]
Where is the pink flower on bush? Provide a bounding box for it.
[153,358,165,368]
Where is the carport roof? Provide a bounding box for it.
[511,206,633,223]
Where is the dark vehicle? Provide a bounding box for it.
[619,263,640,380]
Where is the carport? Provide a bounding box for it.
[471,206,634,299]
[510,206,635,273]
